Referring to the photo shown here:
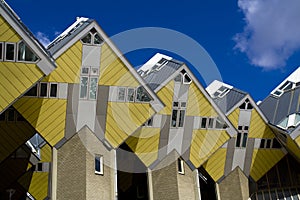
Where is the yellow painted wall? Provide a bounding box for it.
[250,149,285,181]
[157,80,174,115]
[190,129,229,167]
[0,15,21,42]
[0,121,35,162]
[187,82,218,117]
[294,135,300,151]
[249,109,274,138]
[227,108,240,128]
[28,172,49,200]
[203,148,227,182]
[126,127,160,166]
[99,43,139,87]
[43,41,82,83]
[105,102,155,148]
[14,98,67,146]
[287,137,300,160]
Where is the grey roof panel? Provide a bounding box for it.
[290,87,300,114]
[142,59,183,91]
[213,88,247,114]
[274,90,292,124]
[259,96,278,123]
[47,19,93,54]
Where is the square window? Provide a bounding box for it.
[5,43,15,61]
[117,87,126,101]
[173,102,179,107]
[81,67,89,75]
[40,83,48,97]
[50,83,58,97]
[95,155,103,175]
[91,68,99,75]
[238,126,243,130]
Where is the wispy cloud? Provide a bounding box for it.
[35,31,51,47]
[234,0,300,69]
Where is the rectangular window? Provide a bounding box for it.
[80,77,88,99]
[40,83,48,97]
[208,118,214,128]
[127,88,135,102]
[201,117,207,128]
[143,117,153,127]
[5,43,15,61]
[50,83,58,97]
[0,42,3,60]
[171,101,186,128]
[81,67,89,75]
[118,87,126,101]
[178,158,185,174]
[36,163,43,172]
[242,133,248,147]
[236,132,242,147]
[25,84,38,97]
[178,110,185,127]
[266,139,271,148]
[236,132,248,148]
[89,77,97,100]
[171,109,178,127]
[95,155,103,175]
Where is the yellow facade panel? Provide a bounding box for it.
[190,129,229,167]
[105,102,154,148]
[43,41,82,83]
[250,149,285,181]
[14,98,67,146]
[203,148,227,182]
[187,82,217,117]
[126,127,160,166]
[157,80,174,115]
[287,137,300,160]
[227,108,240,128]
[28,172,49,200]
[99,43,139,87]
[0,16,21,42]
[249,109,274,139]
[0,62,43,112]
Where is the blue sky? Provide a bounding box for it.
[6,0,300,101]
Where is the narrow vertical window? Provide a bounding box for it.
[40,83,48,97]
[201,118,207,128]
[242,133,248,147]
[5,43,15,61]
[118,87,126,101]
[50,83,58,97]
[178,158,185,174]
[171,109,178,127]
[178,110,185,127]
[95,155,103,175]
[208,118,214,128]
[127,88,135,102]
[80,77,88,99]
[235,126,248,148]
[236,132,241,147]
[89,77,97,100]
[171,101,186,128]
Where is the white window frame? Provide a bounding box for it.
[143,117,153,127]
[0,42,3,61]
[171,101,186,128]
[178,158,185,175]
[4,42,16,62]
[235,126,248,148]
[182,73,192,85]
[127,87,136,102]
[79,66,99,100]
[39,82,49,98]
[49,83,59,98]
[80,31,103,46]
[16,40,39,63]
[95,155,104,175]
[213,85,230,98]
[117,87,126,102]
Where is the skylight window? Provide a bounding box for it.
[213,85,229,98]
[153,58,168,71]
[273,81,293,97]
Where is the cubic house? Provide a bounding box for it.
[1,1,300,200]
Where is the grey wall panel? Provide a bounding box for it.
[181,116,194,159]
[95,86,109,140]
[259,96,278,123]
[290,88,300,113]
[65,84,79,139]
[243,138,255,176]
[274,91,292,124]
[158,115,170,160]
[224,138,235,176]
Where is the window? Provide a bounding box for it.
[171,101,186,128]
[17,41,38,62]
[178,158,185,174]
[239,99,253,110]
[117,87,126,101]
[127,88,135,102]
[37,163,43,171]
[201,118,207,128]
[136,86,152,102]
[235,126,248,148]
[273,81,293,97]
[0,108,25,122]
[25,84,38,97]
[80,66,99,100]
[5,43,15,61]
[50,83,58,97]
[0,42,3,61]
[213,85,230,98]
[183,73,192,84]
[81,29,103,45]
[40,83,48,97]
[259,138,282,149]
[95,155,103,175]
[153,58,168,71]
[174,74,182,82]
[143,117,153,127]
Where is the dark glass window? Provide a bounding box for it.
[5,43,15,61]
[40,83,48,97]
[50,84,58,97]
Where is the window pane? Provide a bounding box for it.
[136,87,151,102]
[40,83,48,97]
[208,118,214,128]
[81,67,89,75]
[25,84,38,96]
[50,84,58,97]
[236,132,241,147]
[242,133,248,147]
[181,102,186,108]
[178,159,184,173]
[173,102,179,107]
[81,33,91,44]
[94,33,103,44]
[95,156,100,172]
[147,117,153,126]
[127,88,135,102]
[260,139,265,148]
[178,110,185,127]
[91,68,98,75]
[171,109,178,127]
[174,74,181,82]
[0,43,2,60]
[5,43,15,61]
[201,118,207,128]
[89,78,97,100]
[266,139,271,148]
[18,41,38,62]
[80,77,88,99]
[118,88,125,101]
[216,119,224,129]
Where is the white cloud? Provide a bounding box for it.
[234,0,300,69]
[35,31,51,47]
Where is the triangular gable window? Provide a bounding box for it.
[81,28,103,45]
